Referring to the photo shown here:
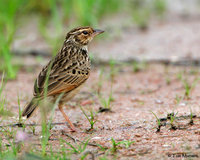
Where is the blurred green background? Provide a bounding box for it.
[0,0,167,79]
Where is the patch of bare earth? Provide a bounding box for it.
[1,63,200,159]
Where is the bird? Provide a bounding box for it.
[22,26,104,131]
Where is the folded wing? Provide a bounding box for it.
[33,58,90,98]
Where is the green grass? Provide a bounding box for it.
[176,70,200,99]
[175,95,183,105]
[110,138,134,153]
[151,111,161,132]
[132,0,151,30]
[153,0,167,16]
[17,94,23,125]
[97,62,116,111]
[61,138,90,154]
[0,0,24,79]
[182,78,199,99]
[99,91,114,110]
[80,106,97,130]
[0,92,72,159]
[130,0,166,30]
[132,61,147,73]
[108,59,119,82]
[0,126,20,160]
[0,73,14,117]
[168,112,178,130]
[165,76,171,85]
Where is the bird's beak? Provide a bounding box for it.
[92,29,104,37]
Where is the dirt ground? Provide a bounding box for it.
[1,62,200,159]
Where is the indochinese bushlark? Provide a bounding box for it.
[22,26,104,131]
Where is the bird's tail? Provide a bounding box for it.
[22,98,39,118]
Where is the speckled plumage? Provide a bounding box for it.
[22,26,104,131]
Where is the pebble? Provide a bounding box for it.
[91,137,102,140]
[155,99,164,104]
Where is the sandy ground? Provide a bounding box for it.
[1,63,200,159]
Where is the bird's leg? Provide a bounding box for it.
[58,103,76,132]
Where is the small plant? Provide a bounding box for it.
[174,95,183,105]
[151,111,161,132]
[80,106,97,130]
[177,71,200,99]
[153,0,166,16]
[0,127,23,159]
[132,61,146,73]
[8,137,22,157]
[132,61,140,73]
[61,138,90,154]
[0,74,6,116]
[17,95,23,125]
[110,138,119,153]
[59,141,67,159]
[182,78,199,99]
[119,140,135,149]
[0,73,13,117]
[41,115,50,156]
[176,71,183,81]
[99,81,115,112]
[189,108,194,125]
[131,0,151,30]
[99,156,109,160]
[30,125,36,135]
[108,59,118,82]
[40,68,52,156]
[183,79,191,99]
[98,91,114,112]
[167,112,178,130]
[110,138,134,153]
[165,76,171,85]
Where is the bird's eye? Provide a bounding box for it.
[82,31,88,35]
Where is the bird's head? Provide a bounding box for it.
[66,26,104,46]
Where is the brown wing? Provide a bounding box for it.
[33,56,90,98]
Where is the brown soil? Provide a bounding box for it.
[1,63,200,159]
